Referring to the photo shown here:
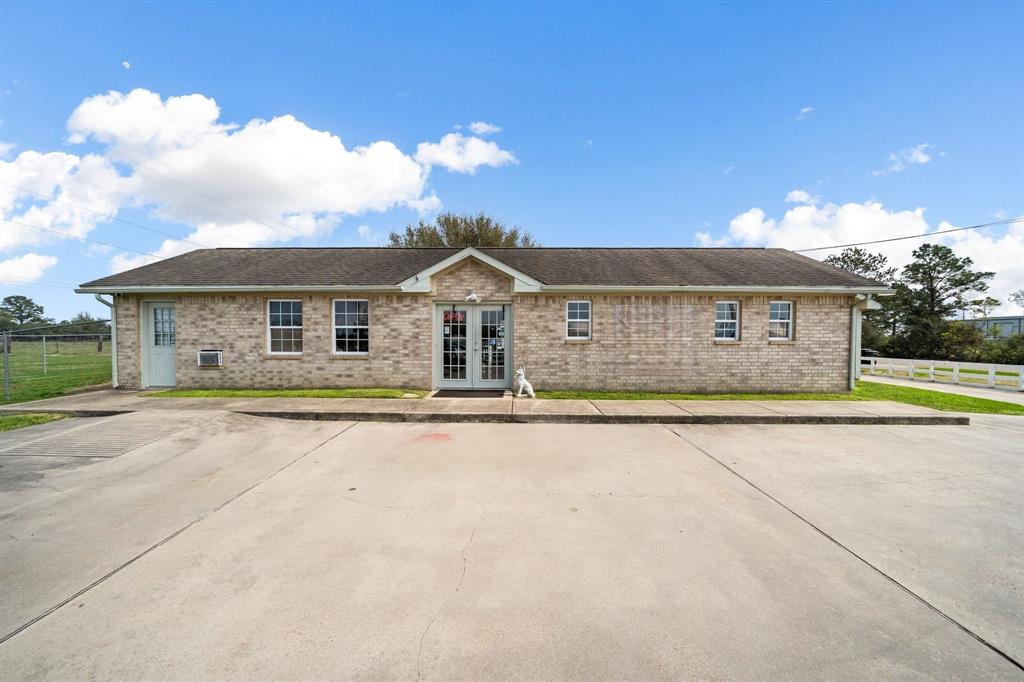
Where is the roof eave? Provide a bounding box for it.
[75,284,407,295]
[76,283,894,296]
[525,284,896,295]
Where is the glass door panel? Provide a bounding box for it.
[441,308,468,381]
[478,308,505,382]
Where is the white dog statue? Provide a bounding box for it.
[514,367,536,398]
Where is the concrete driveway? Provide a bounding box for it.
[1,413,1021,680]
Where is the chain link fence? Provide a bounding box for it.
[2,321,112,403]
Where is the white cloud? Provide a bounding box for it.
[794,106,815,121]
[122,61,131,70]
[468,121,501,135]
[696,194,1024,316]
[872,143,935,176]
[406,194,442,214]
[1,150,138,252]
[2,88,514,272]
[722,165,735,175]
[0,141,14,158]
[415,132,517,174]
[0,252,58,283]
[354,223,387,246]
[785,189,815,204]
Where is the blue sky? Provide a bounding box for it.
[1,1,1022,321]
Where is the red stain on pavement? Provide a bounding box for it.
[414,432,453,442]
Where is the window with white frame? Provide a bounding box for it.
[566,300,591,339]
[769,301,793,340]
[268,300,303,354]
[334,299,369,354]
[714,301,740,340]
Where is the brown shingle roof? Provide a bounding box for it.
[79,247,885,289]
[477,248,883,287]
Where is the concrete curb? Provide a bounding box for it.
[235,410,970,426]
[0,409,132,418]
[0,406,971,426]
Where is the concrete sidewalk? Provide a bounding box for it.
[861,374,1024,406]
[0,389,968,425]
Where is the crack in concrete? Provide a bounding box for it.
[416,507,485,681]
[248,490,429,511]
[514,486,684,500]
[0,421,360,646]
[664,424,1024,674]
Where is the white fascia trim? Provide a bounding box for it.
[76,285,405,295]
[521,284,896,295]
[77,283,895,296]
[398,247,544,293]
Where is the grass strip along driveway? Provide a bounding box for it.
[0,414,68,433]
[538,380,1024,416]
[147,388,427,399]
[143,382,1023,416]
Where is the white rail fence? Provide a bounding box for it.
[860,357,1024,392]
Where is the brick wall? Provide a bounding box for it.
[117,293,432,389]
[113,263,853,393]
[433,259,513,301]
[114,294,141,388]
[512,294,852,393]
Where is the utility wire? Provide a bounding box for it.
[150,114,327,241]
[0,181,209,248]
[2,218,163,259]
[108,146,299,240]
[796,216,1023,253]
[0,280,78,293]
[1,275,83,287]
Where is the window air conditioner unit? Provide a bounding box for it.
[197,349,224,367]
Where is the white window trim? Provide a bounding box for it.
[267,299,304,355]
[333,298,370,355]
[714,300,741,341]
[566,300,592,340]
[769,300,794,341]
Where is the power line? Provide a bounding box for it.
[0,181,209,248]
[2,218,163,259]
[0,280,77,292]
[1,275,82,287]
[796,216,1024,253]
[108,146,300,240]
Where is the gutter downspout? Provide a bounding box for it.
[849,296,863,391]
[94,294,118,388]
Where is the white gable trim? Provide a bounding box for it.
[398,247,544,293]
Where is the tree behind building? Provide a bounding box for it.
[387,213,538,248]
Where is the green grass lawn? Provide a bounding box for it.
[537,380,1024,416]
[0,413,69,432]
[146,388,427,399]
[851,381,1024,415]
[1,340,112,405]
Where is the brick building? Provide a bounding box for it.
[77,247,889,393]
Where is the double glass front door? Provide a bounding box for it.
[436,305,511,389]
